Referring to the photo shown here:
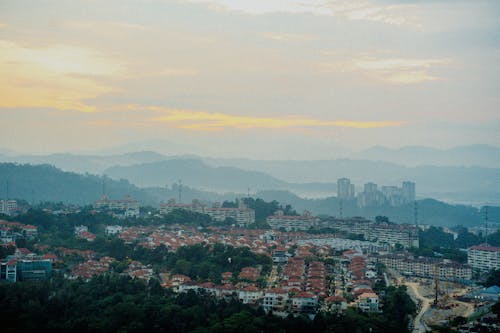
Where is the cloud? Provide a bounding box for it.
[320,52,452,84]
[263,32,317,42]
[186,0,421,27]
[149,107,405,131]
[0,40,124,112]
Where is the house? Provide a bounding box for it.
[323,296,348,313]
[21,225,38,238]
[262,288,289,313]
[238,285,262,304]
[291,292,318,315]
[105,225,123,236]
[357,292,379,312]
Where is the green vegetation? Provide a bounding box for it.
[484,269,500,287]
[166,243,272,283]
[411,226,500,263]
[0,273,416,333]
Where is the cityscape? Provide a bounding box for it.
[1,1,500,332]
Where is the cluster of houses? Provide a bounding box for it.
[74,225,96,242]
[1,220,38,244]
[69,256,115,280]
[156,243,384,318]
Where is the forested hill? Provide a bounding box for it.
[0,163,149,205]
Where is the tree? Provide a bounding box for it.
[492,301,500,318]
[375,216,389,223]
[484,269,500,287]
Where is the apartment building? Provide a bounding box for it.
[160,199,255,227]
[368,223,419,248]
[267,210,319,231]
[468,244,500,272]
[376,254,472,281]
[0,199,17,215]
[94,195,139,216]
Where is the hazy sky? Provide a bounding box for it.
[0,0,499,158]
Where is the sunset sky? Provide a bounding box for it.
[1,0,499,158]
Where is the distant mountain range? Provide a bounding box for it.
[1,163,498,227]
[356,144,500,168]
[1,144,499,205]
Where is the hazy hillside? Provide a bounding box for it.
[0,163,151,205]
[357,144,500,168]
[204,158,500,204]
[0,151,169,174]
[0,163,243,206]
[254,190,488,227]
[104,159,289,192]
[1,163,498,227]
[2,148,500,205]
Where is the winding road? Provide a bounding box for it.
[405,282,431,333]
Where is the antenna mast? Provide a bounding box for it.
[414,200,418,227]
[484,206,489,245]
[339,199,343,218]
[178,180,182,204]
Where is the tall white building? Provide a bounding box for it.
[468,244,500,272]
[337,178,355,199]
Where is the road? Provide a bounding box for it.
[405,282,431,333]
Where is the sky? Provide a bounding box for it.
[0,0,499,159]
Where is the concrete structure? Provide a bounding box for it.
[291,292,318,315]
[468,244,500,272]
[357,183,385,207]
[0,260,17,282]
[324,217,419,248]
[94,195,139,216]
[0,200,17,215]
[376,254,472,281]
[105,225,123,236]
[160,199,255,227]
[337,178,355,199]
[368,223,419,248]
[262,288,289,313]
[267,210,318,231]
[0,258,52,282]
[357,292,379,312]
[402,181,416,202]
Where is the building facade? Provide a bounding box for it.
[468,245,500,272]
[267,210,319,231]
